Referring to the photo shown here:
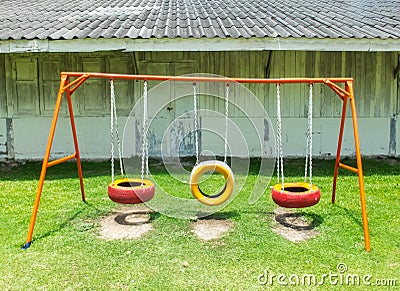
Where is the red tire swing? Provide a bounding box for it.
[190,82,234,206]
[107,79,155,204]
[272,83,320,208]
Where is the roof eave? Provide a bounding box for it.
[1,36,399,53]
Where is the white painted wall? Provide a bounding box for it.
[0,118,7,158]
[12,117,128,160]
[279,118,390,157]
[7,116,395,160]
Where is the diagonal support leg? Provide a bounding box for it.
[330,80,370,252]
[347,82,370,252]
[66,86,85,202]
[22,75,68,249]
[332,96,348,203]
[22,74,87,249]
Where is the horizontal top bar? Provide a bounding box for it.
[62,72,353,84]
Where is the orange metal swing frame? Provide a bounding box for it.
[22,72,370,251]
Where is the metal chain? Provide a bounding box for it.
[110,79,124,183]
[145,81,149,178]
[193,82,199,165]
[224,82,229,164]
[307,83,313,189]
[110,79,115,184]
[145,129,149,178]
[304,84,313,187]
[276,84,284,191]
[304,91,310,183]
[141,80,148,186]
[276,84,279,183]
[110,79,124,184]
[113,84,124,178]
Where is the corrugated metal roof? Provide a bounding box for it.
[0,0,399,40]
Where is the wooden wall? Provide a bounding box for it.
[0,54,6,117]
[1,50,399,159]
[1,51,398,119]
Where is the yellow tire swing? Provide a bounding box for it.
[272,83,320,208]
[107,79,155,204]
[190,82,234,206]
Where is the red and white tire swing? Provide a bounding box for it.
[107,79,155,204]
[272,83,320,208]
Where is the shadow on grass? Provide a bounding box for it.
[194,211,240,221]
[114,210,162,226]
[330,203,364,229]
[275,212,324,231]
[1,160,110,181]
[20,201,103,249]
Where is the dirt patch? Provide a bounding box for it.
[272,207,318,242]
[192,219,233,241]
[99,206,153,240]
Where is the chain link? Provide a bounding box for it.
[193,82,199,165]
[304,86,309,183]
[110,79,115,184]
[276,84,284,191]
[110,78,124,183]
[224,82,229,164]
[145,81,149,178]
[141,80,148,187]
[114,86,124,178]
[305,83,313,189]
[110,78,125,184]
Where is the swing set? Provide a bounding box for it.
[22,72,370,252]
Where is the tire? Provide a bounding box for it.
[271,182,320,208]
[108,178,155,204]
[190,160,234,206]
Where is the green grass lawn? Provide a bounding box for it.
[0,158,399,290]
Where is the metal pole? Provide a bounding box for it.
[62,72,353,84]
[332,96,348,203]
[22,75,68,249]
[65,77,85,202]
[347,81,370,252]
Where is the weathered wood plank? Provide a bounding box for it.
[0,54,7,117]
[384,52,396,116]
[108,57,135,115]
[395,54,400,115]
[296,51,306,118]
[77,57,106,115]
[40,58,64,115]
[13,57,39,115]
[4,50,397,120]
[319,51,331,117]
[313,51,322,118]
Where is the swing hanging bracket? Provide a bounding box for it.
[324,79,352,101]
